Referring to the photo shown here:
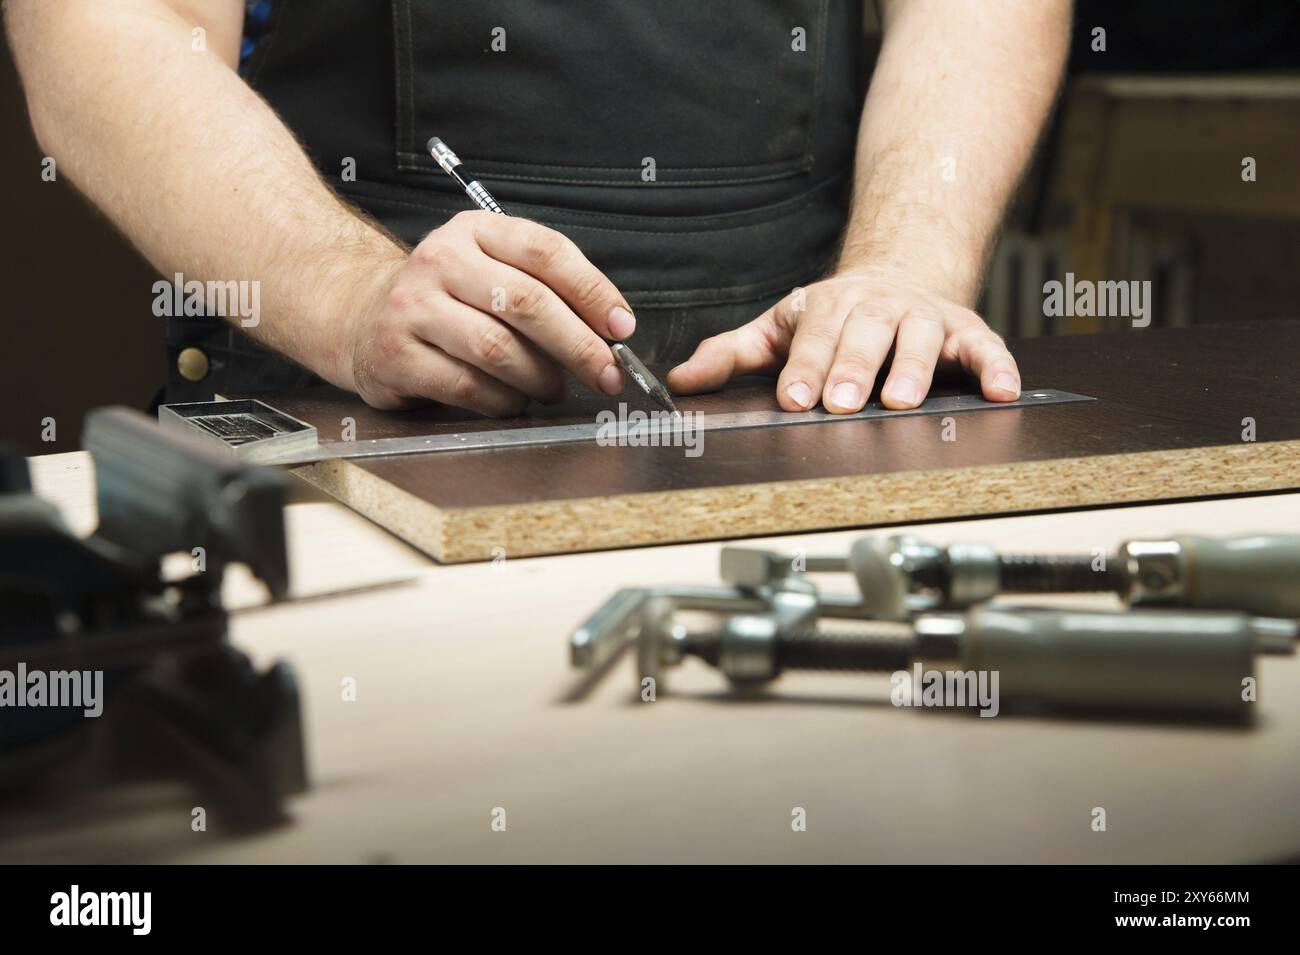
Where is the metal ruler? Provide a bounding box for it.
[159,389,1093,466]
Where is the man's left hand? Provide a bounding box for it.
[667,266,1021,413]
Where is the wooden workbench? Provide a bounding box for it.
[5,451,1300,863]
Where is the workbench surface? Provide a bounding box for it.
[7,451,1300,863]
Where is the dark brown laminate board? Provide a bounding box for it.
[246,321,1300,561]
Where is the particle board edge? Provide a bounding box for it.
[291,457,450,560]
[290,439,1300,563]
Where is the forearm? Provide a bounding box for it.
[6,0,403,387]
[837,0,1071,304]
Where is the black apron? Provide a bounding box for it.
[165,0,866,402]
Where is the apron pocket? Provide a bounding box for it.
[392,0,828,186]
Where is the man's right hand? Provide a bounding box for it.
[340,211,636,415]
[6,2,634,418]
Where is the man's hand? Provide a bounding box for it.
[668,266,1019,412]
[6,0,636,418]
[341,212,634,414]
[670,0,1069,411]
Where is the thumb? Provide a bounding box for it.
[666,311,786,395]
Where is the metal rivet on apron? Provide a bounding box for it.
[177,347,210,382]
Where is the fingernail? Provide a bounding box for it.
[829,382,863,411]
[598,363,623,396]
[885,378,919,407]
[992,373,1020,398]
[607,306,636,340]
[786,381,814,409]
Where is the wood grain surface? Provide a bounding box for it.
[10,471,1300,863]
[249,321,1300,562]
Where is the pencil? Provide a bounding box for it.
[428,136,680,417]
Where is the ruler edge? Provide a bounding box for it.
[173,388,1094,466]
